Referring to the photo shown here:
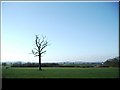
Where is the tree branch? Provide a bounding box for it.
[41,51,46,55]
[37,38,41,47]
[34,48,38,52]
[40,40,48,51]
[34,55,39,57]
[40,36,45,47]
[35,35,39,48]
[32,50,38,55]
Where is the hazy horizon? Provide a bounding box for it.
[1,1,119,63]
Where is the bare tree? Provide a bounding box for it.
[32,35,48,70]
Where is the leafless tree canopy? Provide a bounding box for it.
[32,35,48,57]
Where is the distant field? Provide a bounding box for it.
[2,67,119,78]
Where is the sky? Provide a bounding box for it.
[1,1,119,63]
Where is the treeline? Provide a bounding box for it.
[3,62,97,68]
[2,56,119,68]
[103,56,119,67]
[11,62,59,67]
[2,62,99,67]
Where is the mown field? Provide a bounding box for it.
[2,67,119,78]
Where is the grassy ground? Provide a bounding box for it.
[2,67,119,78]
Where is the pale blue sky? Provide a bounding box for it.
[1,1,119,63]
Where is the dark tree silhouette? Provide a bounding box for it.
[32,35,48,70]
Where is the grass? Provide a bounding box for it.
[2,67,119,78]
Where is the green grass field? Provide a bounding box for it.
[2,67,119,78]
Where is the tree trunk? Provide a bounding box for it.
[39,53,42,70]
